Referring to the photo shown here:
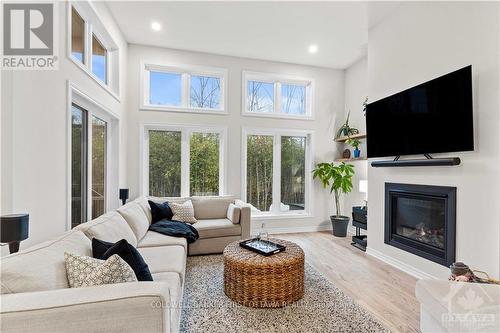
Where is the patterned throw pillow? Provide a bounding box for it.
[170,200,197,224]
[64,252,137,288]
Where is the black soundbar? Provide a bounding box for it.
[371,157,461,167]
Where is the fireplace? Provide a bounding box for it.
[385,183,456,266]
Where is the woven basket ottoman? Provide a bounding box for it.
[223,238,305,308]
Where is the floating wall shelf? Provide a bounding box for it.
[334,133,367,142]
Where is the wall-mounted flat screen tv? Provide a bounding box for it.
[366,66,473,158]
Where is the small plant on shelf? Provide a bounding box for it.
[335,111,359,139]
[346,138,361,158]
[312,162,355,237]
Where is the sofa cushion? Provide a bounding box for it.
[137,246,186,281]
[148,200,174,223]
[137,231,188,253]
[134,197,153,224]
[148,196,191,205]
[0,231,91,294]
[65,252,137,288]
[226,203,241,224]
[193,219,241,239]
[117,202,150,241]
[74,211,138,247]
[191,196,235,219]
[170,200,197,224]
[92,238,153,281]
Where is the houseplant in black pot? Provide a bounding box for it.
[312,162,354,237]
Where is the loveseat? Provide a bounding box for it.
[0,195,251,332]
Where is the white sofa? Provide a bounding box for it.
[416,279,500,332]
[0,196,250,332]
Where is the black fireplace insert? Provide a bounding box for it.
[385,183,456,266]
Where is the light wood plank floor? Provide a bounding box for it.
[275,231,420,333]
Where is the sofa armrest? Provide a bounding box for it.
[235,202,251,239]
[1,282,172,333]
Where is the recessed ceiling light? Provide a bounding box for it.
[151,22,161,31]
[308,44,318,54]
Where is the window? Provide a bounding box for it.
[71,104,109,226]
[144,125,226,197]
[91,34,107,84]
[91,116,107,219]
[69,4,119,96]
[243,71,313,119]
[142,63,227,113]
[71,8,84,63]
[243,129,312,216]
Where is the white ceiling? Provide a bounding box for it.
[106,1,369,69]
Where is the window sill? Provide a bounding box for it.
[69,56,120,102]
[251,213,313,220]
[141,104,228,115]
[242,111,314,121]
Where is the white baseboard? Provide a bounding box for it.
[263,225,332,235]
[366,247,437,280]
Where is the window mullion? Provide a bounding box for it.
[275,82,281,114]
[86,24,92,71]
[86,115,93,222]
[181,130,190,197]
[182,73,190,108]
[272,133,281,215]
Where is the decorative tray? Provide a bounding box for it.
[239,238,286,256]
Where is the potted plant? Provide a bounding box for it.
[346,138,361,158]
[335,111,359,138]
[312,162,355,237]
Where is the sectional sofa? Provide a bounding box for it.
[0,195,251,332]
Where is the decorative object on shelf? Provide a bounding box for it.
[449,262,500,285]
[346,138,361,158]
[342,149,351,159]
[1,213,29,254]
[335,111,359,139]
[312,162,354,237]
[119,188,129,205]
[362,96,368,116]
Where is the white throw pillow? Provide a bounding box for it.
[170,200,198,224]
[64,252,137,288]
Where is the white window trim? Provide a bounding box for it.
[242,71,315,120]
[241,127,314,218]
[66,81,120,230]
[67,1,120,101]
[140,123,228,197]
[140,61,229,115]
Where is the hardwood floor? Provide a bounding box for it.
[275,231,420,333]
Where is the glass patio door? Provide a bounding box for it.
[71,104,108,227]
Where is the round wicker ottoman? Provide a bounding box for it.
[223,239,305,308]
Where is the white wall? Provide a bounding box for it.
[0,2,128,250]
[126,45,345,233]
[342,57,368,224]
[366,2,500,279]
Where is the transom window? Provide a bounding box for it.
[143,64,227,114]
[143,125,226,197]
[242,128,312,216]
[243,71,314,119]
[69,4,119,96]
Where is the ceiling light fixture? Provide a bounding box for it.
[308,44,318,54]
[151,21,161,32]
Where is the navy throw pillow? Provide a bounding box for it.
[148,200,173,223]
[92,238,153,281]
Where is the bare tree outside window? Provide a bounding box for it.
[247,81,274,113]
[190,76,221,109]
[281,84,306,115]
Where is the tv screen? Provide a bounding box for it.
[366,66,474,158]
